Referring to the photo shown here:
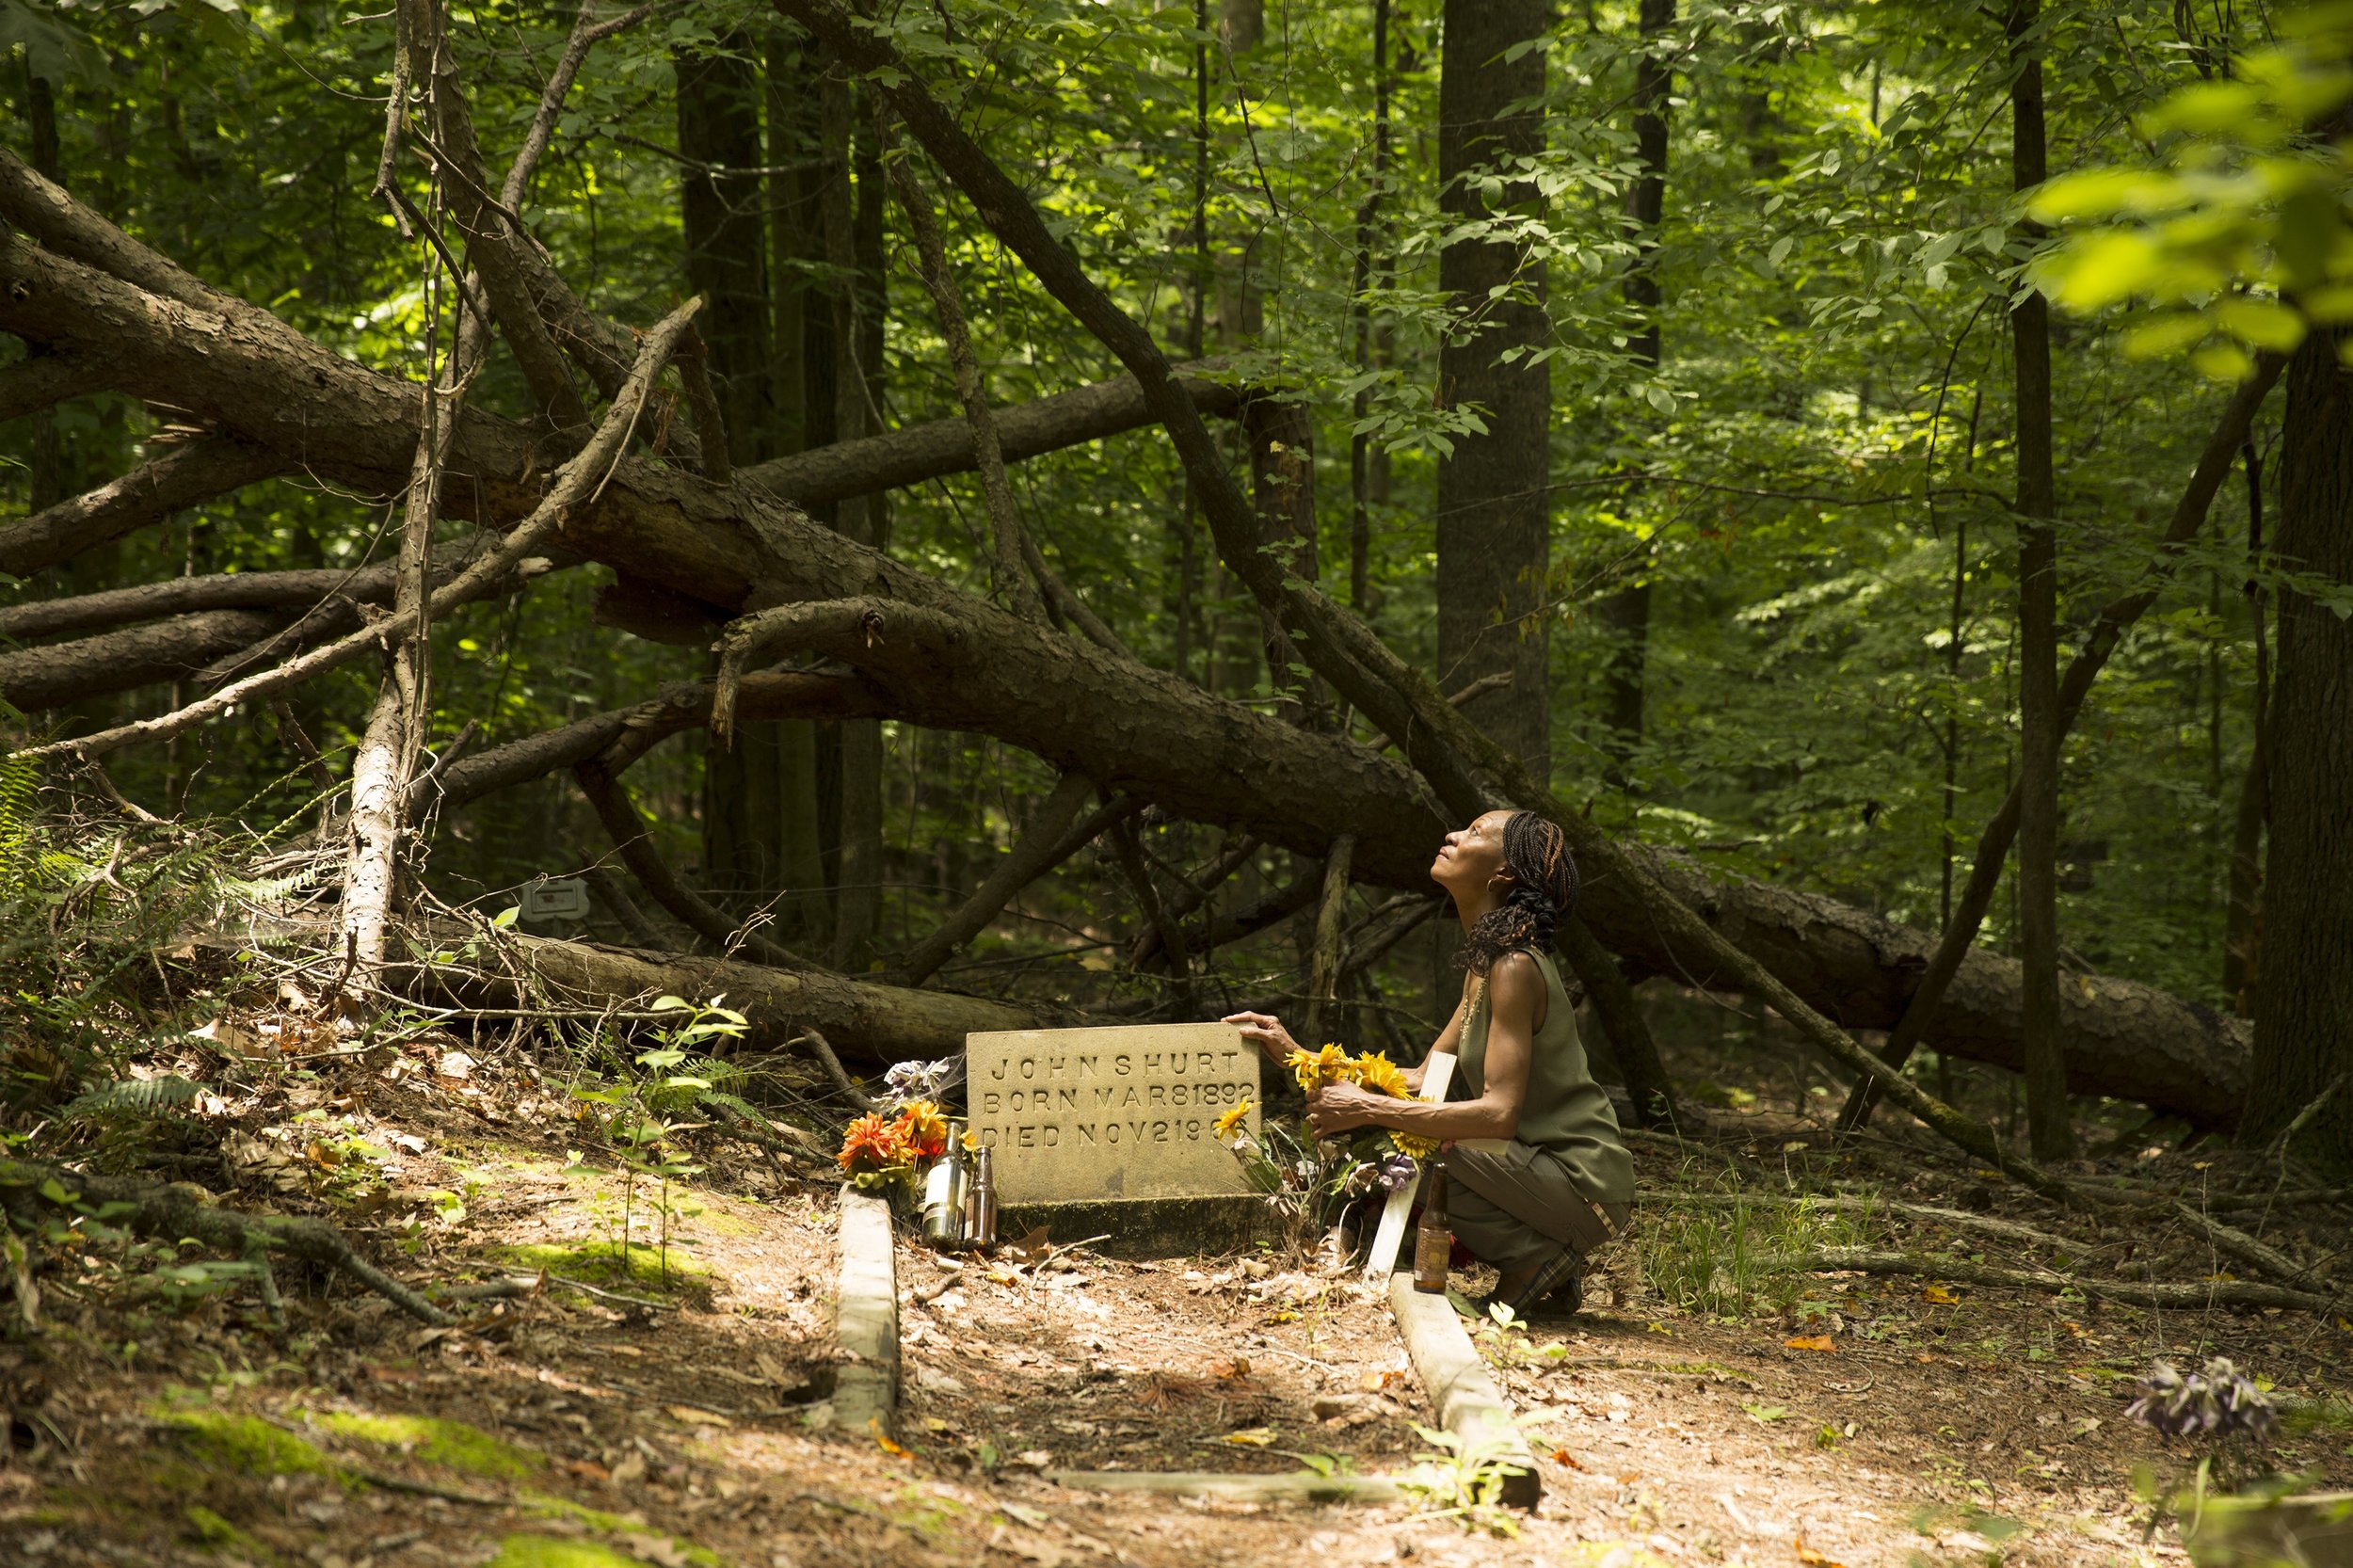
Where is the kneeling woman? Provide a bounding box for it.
[1226,810,1632,1315]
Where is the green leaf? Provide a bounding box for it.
[2215,296,2306,352]
[2044,231,2163,312]
[2121,313,2214,360]
[491,906,520,930]
[2028,169,2181,223]
[2192,341,2258,382]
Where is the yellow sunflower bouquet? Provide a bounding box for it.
[1211,1044,1437,1236]
[1284,1045,1438,1160]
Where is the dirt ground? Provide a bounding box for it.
[2,1022,2349,1568]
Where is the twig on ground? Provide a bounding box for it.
[1765,1248,2338,1313]
[0,1159,452,1324]
[791,1028,875,1112]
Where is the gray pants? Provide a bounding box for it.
[1445,1138,1632,1275]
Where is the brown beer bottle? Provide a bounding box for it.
[1412,1158,1450,1293]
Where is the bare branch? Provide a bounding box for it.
[570,759,810,969]
[0,543,495,644]
[0,439,283,580]
[428,669,884,813]
[742,360,1241,507]
[0,352,105,423]
[885,144,1042,620]
[501,1,666,210]
[893,774,1136,985]
[10,298,703,766]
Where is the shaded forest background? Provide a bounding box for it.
[1,0,2346,1169]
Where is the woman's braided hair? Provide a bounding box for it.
[1454,811,1580,977]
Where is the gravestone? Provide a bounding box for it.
[965,1023,1262,1251]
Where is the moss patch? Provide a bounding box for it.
[519,1496,720,1568]
[488,1536,651,1568]
[312,1411,545,1480]
[500,1240,712,1292]
[156,1410,340,1480]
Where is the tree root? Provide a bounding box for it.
[1766,1247,2339,1313]
[0,1160,453,1325]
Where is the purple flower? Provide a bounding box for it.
[1376,1152,1417,1192]
[2125,1358,2277,1441]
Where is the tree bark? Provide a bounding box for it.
[1598,0,1673,786]
[740,361,1242,508]
[1348,0,1394,614]
[2245,326,2353,1174]
[431,670,884,813]
[2223,442,2269,1014]
[1304,834,1355,1044]
[1244,392,1322,724]
[0,439,283,580]
[2009,0,2073,1160]
[406,932,1038,1064]
[1434,0,1552,774]
[0,608,294,712]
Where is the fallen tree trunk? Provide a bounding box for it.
[403,932,1042,1063]
[0,437,285,579]
[740,359,1241,508]
[0,540,497,643]
[0,608,294,711]
[0,149,2250,1127]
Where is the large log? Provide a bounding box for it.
[409,933,1041,1063]
[0,154,2249,1126]
[0,607,292,711]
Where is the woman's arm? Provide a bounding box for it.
[1400,977,1476,1095]
[1307,953,1542,1144]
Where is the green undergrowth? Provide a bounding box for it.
[1633,1173,1881,1320]
[500,1240,712,1294]
[309,1410,545,1480]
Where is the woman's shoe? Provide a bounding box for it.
[1500,1246,1584,1320]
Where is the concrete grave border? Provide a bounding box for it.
[833,1184,901,1440]
[1387,1272,1542,1510]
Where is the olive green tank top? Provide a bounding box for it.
[1451,950,1634,1205]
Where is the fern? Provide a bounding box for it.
[62,1076,207,1123]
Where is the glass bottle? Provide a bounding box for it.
[1412,1158,1450,1293]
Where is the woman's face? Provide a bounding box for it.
[1431,810,1514,897]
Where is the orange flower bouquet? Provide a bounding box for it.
[836,1098,952,1192]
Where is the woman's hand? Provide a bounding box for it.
[1305,1080,1388,1139]
[1223,1011,1301,1066]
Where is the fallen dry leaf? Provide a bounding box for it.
[1222,1427,1276,1447]
[1209,1357,1251,1380]
[1785,1335,1835,1352]
[1921,1286,1960,1305]
[1549,1447,1589,1472]
[1795,1534,1852,1568]
[666,1405,731,1427]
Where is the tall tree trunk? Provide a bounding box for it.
[1245,393,1323,726]
[1435,0,1552,774]
[1598,0,1672,786]
[1348,0,1394,615]
[2223,440,2269,1014]
[683,34,799,917]
[2245,326,2353,1174]
[2008,0,2074,1161]
[827,73,888,966]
